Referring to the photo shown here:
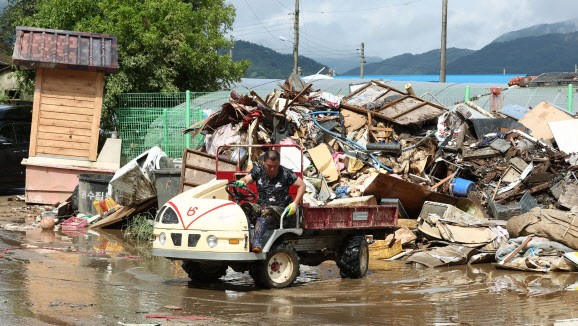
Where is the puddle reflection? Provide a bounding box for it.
[0,228,577,325]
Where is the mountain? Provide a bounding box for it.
[232,40,328,79]
[447,32,578,75]
[492,18,578,43]
[313,56,382,75]
[234,18,578,78]
[342,48,474,75]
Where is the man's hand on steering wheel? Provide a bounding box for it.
[226,181,256,203]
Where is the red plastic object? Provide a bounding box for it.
[61,216,89,231]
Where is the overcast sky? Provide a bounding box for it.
[227,0,578,60]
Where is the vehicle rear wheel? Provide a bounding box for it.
[182,260,227,282]
[250,243,300,289]
[338,236,369,278]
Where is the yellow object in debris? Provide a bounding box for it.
[105,197,118,210]
[93,200,104,215]
[369,239,402,259]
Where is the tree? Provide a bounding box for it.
[0,0,249,113]
[0,0,40,45]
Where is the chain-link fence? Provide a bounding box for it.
[416,84,575,112]
[115,91,229,163]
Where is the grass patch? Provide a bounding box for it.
[123,212,154,241]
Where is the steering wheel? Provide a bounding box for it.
[226,181,257,203]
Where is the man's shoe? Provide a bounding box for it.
[251,217,269,253]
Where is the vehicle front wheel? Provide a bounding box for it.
[182,260,227,282]
[337,236,369,278]
[250,243,300,289]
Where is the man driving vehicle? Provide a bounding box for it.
[235,149,306,253]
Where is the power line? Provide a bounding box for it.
[301,0,425,14]
[232,27,290,38]
[274,0,292,11]
[242,0,285,42]
[233,17,293,29]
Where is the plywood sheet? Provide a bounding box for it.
[519,101,574,140]
[307,143,339,182]
[341,108,367,132]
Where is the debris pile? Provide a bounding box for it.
[21,74,578,272]
[182,75,578,271]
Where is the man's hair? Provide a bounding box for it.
[264,149,280,162]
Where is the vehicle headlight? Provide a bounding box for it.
[207,235,218,248]
[159,232,166,245]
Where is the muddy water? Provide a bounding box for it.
[1,228,578,325]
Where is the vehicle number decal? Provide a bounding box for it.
[352,211,369,221]
[187,207,198,216]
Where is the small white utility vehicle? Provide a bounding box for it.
[152,145,398,288]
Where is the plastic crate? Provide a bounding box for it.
[61,217,89,231]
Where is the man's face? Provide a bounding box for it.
[264,156,280,177]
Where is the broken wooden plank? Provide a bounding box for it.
[500,235,532,264]
[496,182,549,204]
[282,84,312,113]
[180,149,236,192]
[89,198,157,229]
[340,80,448,125]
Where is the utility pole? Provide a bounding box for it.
[359,42,365,79]
[293,0,300,75]
[439,0,448,83]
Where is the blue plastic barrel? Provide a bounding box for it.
[450,177,474,197]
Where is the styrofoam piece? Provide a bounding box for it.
[549,119,578,154]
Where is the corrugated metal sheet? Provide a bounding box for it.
[529,72,578,87]
[499,104,530,120]
[12,26,118,73]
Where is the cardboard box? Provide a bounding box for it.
[369,239,402,259]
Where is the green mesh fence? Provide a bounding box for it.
[116,91,230,162]
[116,85,576,163]
[410,84,576,112]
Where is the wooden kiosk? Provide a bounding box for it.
[12,27,120,204]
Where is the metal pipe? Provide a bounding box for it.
[163,109,169,152]
[568,84,573,113]
[186,90,191,148]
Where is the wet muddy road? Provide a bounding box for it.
[2,228,578,325]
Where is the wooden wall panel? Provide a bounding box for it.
[29,68,104,161]
[37,125,93,137]
[36,132,91,143]
[36,146,90,158]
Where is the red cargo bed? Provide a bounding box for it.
[302,205,398,230]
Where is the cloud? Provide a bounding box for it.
[228,0,578,60]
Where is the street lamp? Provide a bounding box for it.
[278,35,299,76]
